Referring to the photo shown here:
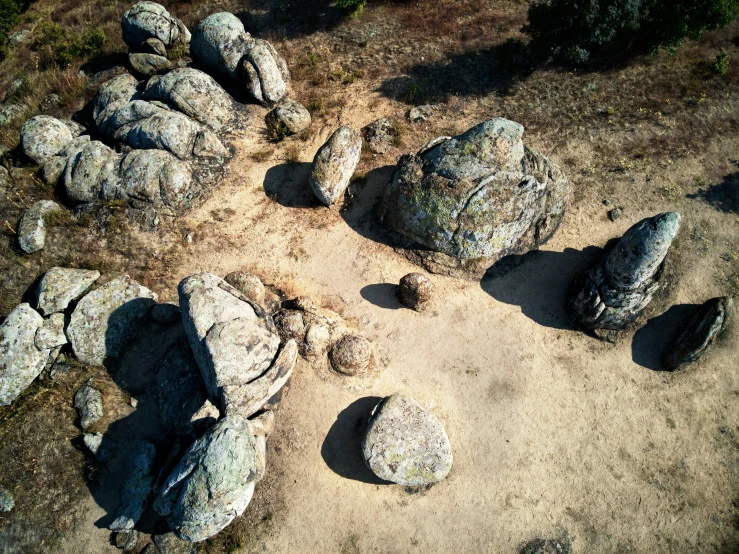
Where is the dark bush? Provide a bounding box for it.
[36,22,108,67]
[523,0,739,64]
[0,0,28,51]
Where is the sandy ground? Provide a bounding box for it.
[51,86,739,554]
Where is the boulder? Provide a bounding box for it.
[0,104,28,127]
[144,68,236,130]
[265,101,311,137]
[150,302,181,324]
[380,118,570,268]
[41,135,91,186]
[17,200,62,254]
[114,530,139,551]
[568,212,680,333]
[91,74,141,135]
[329,334,373,376]
[141,37,167,56]
[34,313,67,350]
[0,487,14,512]
[190,12,253,81]
[109,441,156,531]
[61,140,122,204]
[155,414,258,542]
[398,273,434,311]
[664,296,733,371]
[20,116,74,164]
[74,379,104,430]
[128,52,173,76]
[362,393,453,486]
[241,39,290,105]
[408,104,436,123]
[67,275,157,365]
[35,267,101,316]
[0,304,49,406]
[362,117,394,154]
[309,125,362,206]
[224,271,265,306]
[111,148,194,208]
[121,2,191,49]
[153,531,196,554]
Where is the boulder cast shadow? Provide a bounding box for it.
[631,304,699,372]
[360,283,402,310]
[340,165,400,248]
[263,162,321,208]
[234,1,345,41]
[321,396,393,485]
[480,246,605,330]
[686,170,739,214]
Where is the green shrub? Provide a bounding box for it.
[37,22,108,67]
[0,0,29,53]
[714,51,730,74]
[336,0,367,17]
[523,0,739,64]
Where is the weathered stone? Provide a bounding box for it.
[155,414,258,542]
[329,334,373,376]
[121,2,190,49]
[221,339,297,418]
[44,345,63,372]
[303,318,333,359]
[191,12,253,81]
[74,379,104,430]
[109,441,156,531]
[189,399,219,434]
[141,37,167,56]
[144,68,236,130]
[224,271,266,306]
[34,313,67,350]
[408,104,435,123]
[362,393,453,486]
[664,296,733,371]
[398,273,434,311]
[0,487,14,512]
[274,310,306,343]
[0,104,28,127]
[91,74,141,135]
[266,100,310,136]
[40,93,61,112]
[362,117,394,154]
[309,125,362,206]
[153,531,196,554]
[0,304,48,406]
[608,207,622,221]
[20,116,73,164]
[83,432,115,462]
[7,29,30,46]
[35,267,101,316]
[114,529,139,551]
[62,140,122,204]
[17,200,62,254]
[67,276,157,365]
[150,302,181,324]
[241,39,290,105]
[568,212,680,333]
[41,135,91,186]
[519,536,572,554]
[128,52,173,76]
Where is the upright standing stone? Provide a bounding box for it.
[309,125,362,206]
[0,304,48,406]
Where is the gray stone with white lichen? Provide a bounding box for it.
[74,379,103,430]
[17,200,62,254]
[0,304,49,406]
[309,125,362,206]
[35,267,101,316]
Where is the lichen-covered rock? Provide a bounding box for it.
[128,52,173,76]
[17,200,62,254]
[0,487,14,512]
[74,379,104,430]
[0,304,48,406]
[153,531,196,554]
[91,74,141,134]
[62,140,122,204]
[241,39,290,105]
[380,118,570,266]
[664,296,733,371]
[191,12,253,81]
[568,212,681,333]
[408,104,435,123]
[150,302,181,324]
[34,313,67,350]
[329,334,373,376]
[309,125,362,206]
[398,273,434,311]
[109,441,156,531]
[266,101,311,136]
[111,148,194,208]
[121,2,191,49]
[20,115,74,164]
[114,529,139,551]
[35,267,101,316]
[141,37,167,56]
[155,414,258,542]
[224,271,265,306]
[362,393,453,486]
[67,275,157,365]
[144,68,236,130]
[362,117,394,154]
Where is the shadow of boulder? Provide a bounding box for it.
[360,283,402,310]
[631,304,699,371]
[263,162,320,208]
[340,164,398,248]
[687,171,739,214]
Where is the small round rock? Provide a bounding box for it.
[225,271,266,306]
[329,333,372,375]
[398,273,434,311]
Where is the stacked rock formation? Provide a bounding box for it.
[379,118,570,275]
[568,212,680,337]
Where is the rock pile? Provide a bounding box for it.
[379,118,570,275]
[568,212,680,338]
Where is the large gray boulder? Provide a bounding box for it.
[568,212,680,334]
[664,296,733,371]
[191,12,252,81]
[111,149,194,209]
[241,39,290,106]
[17,200,62,254]
[61,140,122,204]
[144,68,236,130]
[91,74,141,134]
[309,125,362,206]
[67,275,157,365]
[35,267,100,316]
[379,118,570,268]
[155,414,258,542]
[0,304,49,406]
[362,393,453,486]
[121,2,190,50]
[20,116,74,164]
[110,441,157,531]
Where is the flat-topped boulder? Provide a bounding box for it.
[21,115,74,164]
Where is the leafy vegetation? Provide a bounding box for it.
[0,0,28,54]
[336,0,367,17]
[35,22,107,68]
[524,0,739,63]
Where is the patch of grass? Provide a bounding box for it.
[166,42,188,61]
[251,149,274,162]
[35,21,108,69]
[713,51,730,75]
[389,120,406,147]
[285,145,301,164]
[329,68,364,85]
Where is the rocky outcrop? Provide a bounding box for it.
[242,40,290,106]
[568,212,680,335]
[155,414,258,542]
[361,393,453,486]
[664,296,733,371]
[265,100,311,137]
[74,379,104,430]
[35,267,100,316]
[67,275,157,365]
[121,2,190,51]
[114,149,195,208]
[398,273,434,311]
[20,115,74,164]
[128,52,173,77]
[17,200,62,254]
[0,304,49,406]
[379,118,570,274]
[309,125,362,206]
